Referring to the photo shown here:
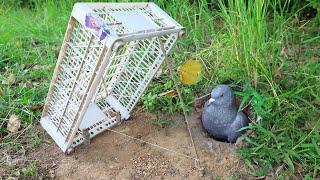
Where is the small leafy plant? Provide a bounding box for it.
[152,116,180,135]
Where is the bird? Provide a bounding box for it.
[202,85,249,143]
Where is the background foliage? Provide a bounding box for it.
[0,0,319,178]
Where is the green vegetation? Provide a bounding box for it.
[152,115,180,135]
[0,0,319,178]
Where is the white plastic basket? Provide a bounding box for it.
[40,2,184,153]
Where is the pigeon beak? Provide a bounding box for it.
[208,98,215,105]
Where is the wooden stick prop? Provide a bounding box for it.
[157,36,200,169]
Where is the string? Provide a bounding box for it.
[106,128,199,161]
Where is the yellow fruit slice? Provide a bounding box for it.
[178,60,201,85]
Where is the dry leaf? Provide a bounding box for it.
[0,87,4,96]
[24,80,32,88]
[274,67,282,79]
[312,99,320,106]
[32,65,41,70]
[32,64,52,71]
[7,74,16,85]
[158,89,177,97]
[154,78,165,83]
[273,63,282,80]
[7,114,21,133]
[235,136,245,147]
[305,120,320,131]
[31,104,43,111]
[24,62,35,69]
[32,81,40,86]
[280,46,288,58]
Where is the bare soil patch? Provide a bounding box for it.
[29,106,248,179]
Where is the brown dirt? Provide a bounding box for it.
[29,106,248,179]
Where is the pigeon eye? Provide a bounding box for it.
[221,94,224,97]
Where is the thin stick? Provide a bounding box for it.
[188,93,210,105]
[157,36,200,168]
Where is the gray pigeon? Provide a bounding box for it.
[202,85,249,143]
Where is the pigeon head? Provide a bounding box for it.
[208,85,235,107]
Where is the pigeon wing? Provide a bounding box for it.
[226,112,249,143]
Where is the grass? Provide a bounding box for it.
[214,0,320,178]
[0,0,319,178]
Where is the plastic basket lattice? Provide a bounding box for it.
[40,2,184,153]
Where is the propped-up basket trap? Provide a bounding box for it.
[40,3,184,153]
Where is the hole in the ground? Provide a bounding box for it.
[210,135,230,143]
